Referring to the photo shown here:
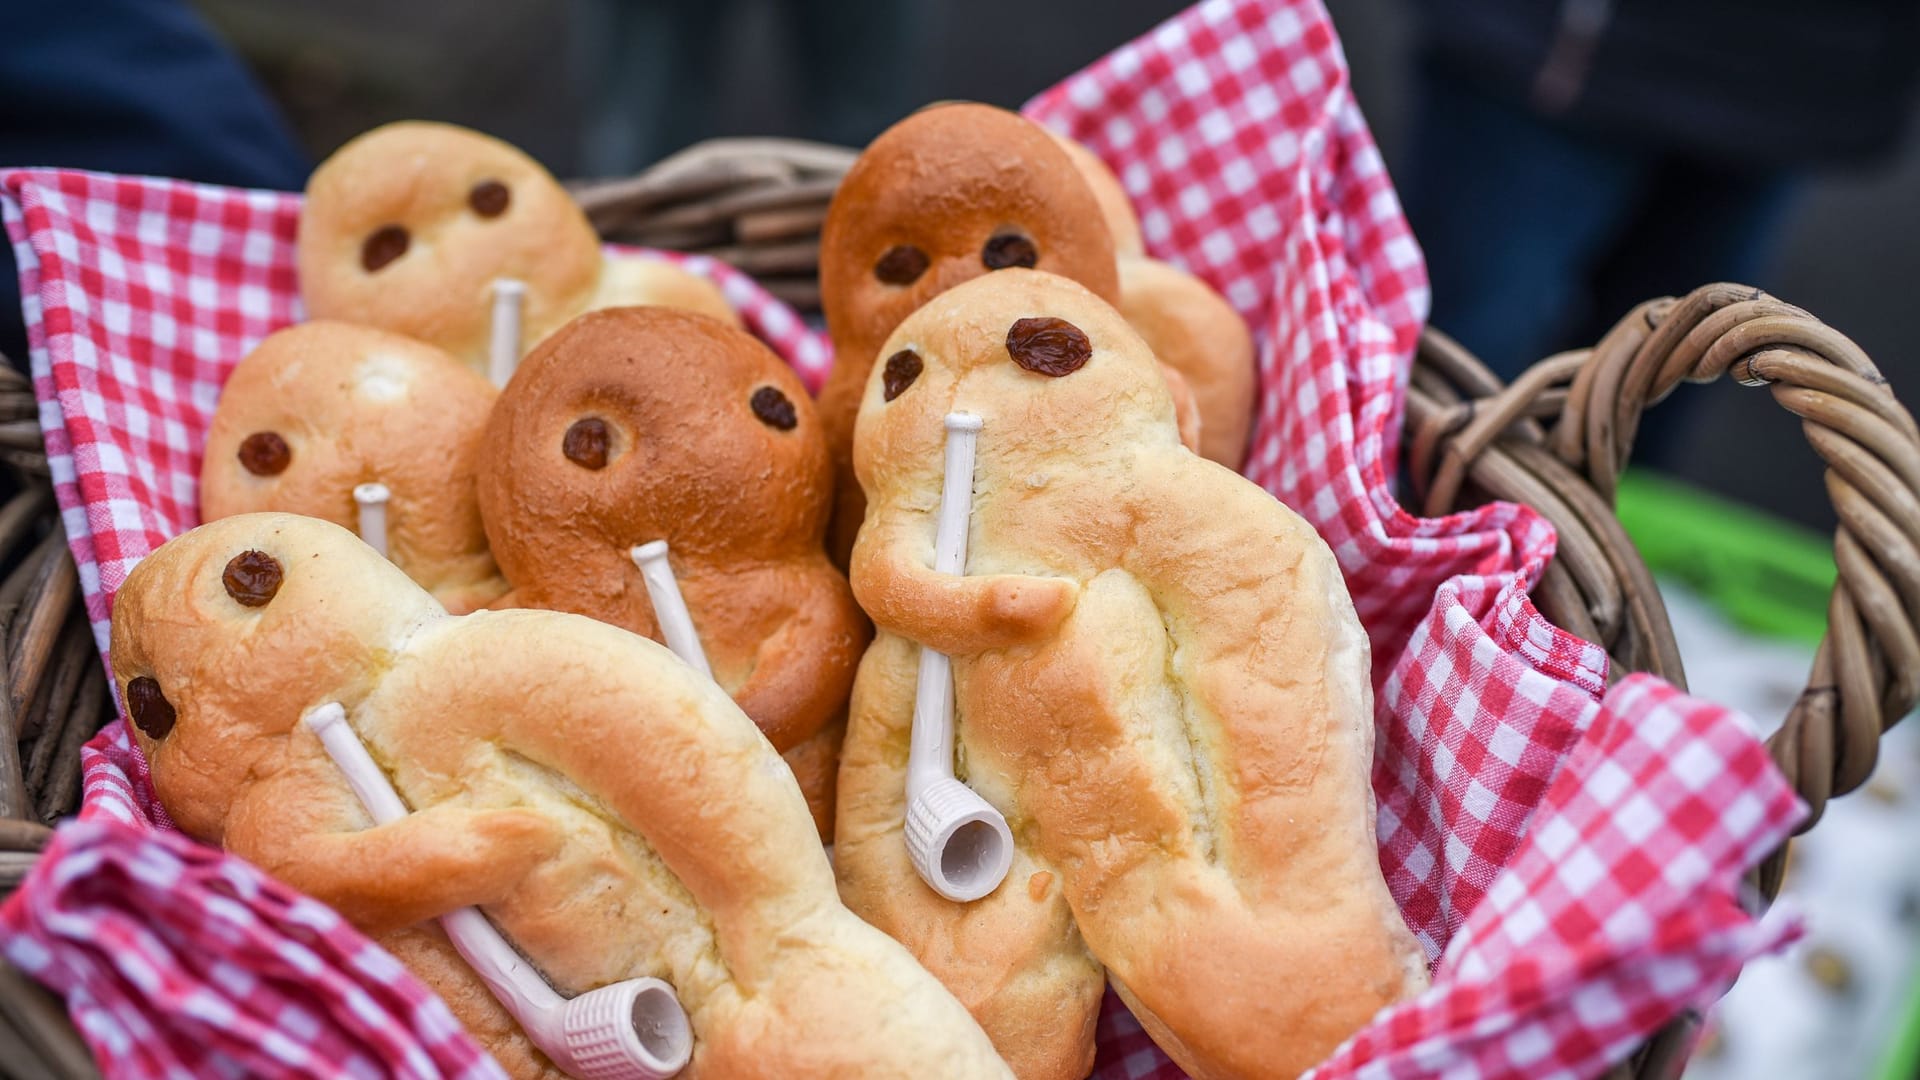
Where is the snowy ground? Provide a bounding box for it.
[1662,584,1920,1079]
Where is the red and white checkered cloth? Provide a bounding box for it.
[0,1,1806,1078]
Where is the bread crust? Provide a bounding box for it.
[1043,130,1144,259]
[476,307,867,830]
[592,256,742,329]
[1116,257,1257,469]
[836,270,1426,1079]
[111,513,1013,1080]
[199,320,505,613]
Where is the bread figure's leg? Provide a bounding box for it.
[783,715,844,842]
[835,632,1102,1080]
[728,567,868,753]
[964,565,1421,1080]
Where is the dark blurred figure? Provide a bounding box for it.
[0,0,309,367]
[1400,0,1920,390]
[572,0,931,175]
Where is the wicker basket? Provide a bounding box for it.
[0,144,1911,1080]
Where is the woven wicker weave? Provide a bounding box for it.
[571,137,856,312]
[0,144,1910,1080]
[0,357,113,1079]
[1405,285,1919,1080]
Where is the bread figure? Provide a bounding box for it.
[476,307,867,836]
[835,270,1427,1080]
[200,320,505,614]
[1116,258,1256,469]
[1049,131,1258,469]
[109,513,1014,1080]
[820,104,1219,564]
[1045,131,1144,258]
[299,121,737,376]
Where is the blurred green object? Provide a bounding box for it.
[1613,470,1835,646]
[1875,958,1920,1080]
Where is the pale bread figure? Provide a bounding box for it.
[110,513,1014,1080]
[199,320,505,613]
[835,270,1426,1080]
[298,121,738,375]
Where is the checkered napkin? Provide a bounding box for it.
[0,1,1806,1077]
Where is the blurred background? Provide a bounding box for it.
[170,0,1920,540]
[7,0,1919,1075]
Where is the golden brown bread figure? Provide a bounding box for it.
[1044,130,1144,258]
[1049,130,1258,469]
[199,320,505,613]
[109,513,1015,1080]
[298,121,737,375]
[476,307,867,836]
[835,270,1427,1080]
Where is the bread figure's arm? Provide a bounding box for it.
[731,572,870,753]
[1157,361,1204,455]
[226,773,562,936]
[850,507,1077,655]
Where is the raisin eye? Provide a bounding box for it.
[563,418,611,469]
[469,180,510,218]
[882,350,923,401]
[238,432,290,476]
[982,232,1038,270]
[361,225,409,272]
[223,550,284,607]
[750,386,798,430]
[1006,317,1091,377]
[126,676,176,739]
[874,245,929,285]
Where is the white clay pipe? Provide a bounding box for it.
[903,413,1015,902]
[629,541,713,678]
[490,278,528,388]
[302,703,692,1080]
[352,483,391,559]
[629,542,840,861]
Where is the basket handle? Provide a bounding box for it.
[1407,283,1918,900]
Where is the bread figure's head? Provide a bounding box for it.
[591,256,741,329]
[109,514,441,841]
[298,121,602,370]
[820,103,1121,375]
[199,320,503,613]
[479,307,830,596]
[854,269,1181,495]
